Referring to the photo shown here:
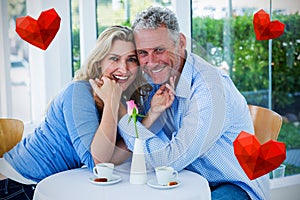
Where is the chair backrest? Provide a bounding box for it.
[248,105,283,144]
[0,118,24,157]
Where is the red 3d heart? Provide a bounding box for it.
[15,8,61,50]
[233,131,286,180]
[253,9,285,40]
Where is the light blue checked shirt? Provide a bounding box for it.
[118,52,269,200]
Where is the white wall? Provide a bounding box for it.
[172,0,191,52]
[270,175,300,200]
[26,0,72,122]
[79,0,97,64]
[0,0,12,116]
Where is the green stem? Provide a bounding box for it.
[134,122,139,138]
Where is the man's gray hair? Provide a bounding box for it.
[132,6,180,33]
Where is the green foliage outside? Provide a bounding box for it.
[72,28,80,74]
[284,163,300,176]
[8,0,26,20]
[278,121,300,176]
[278,122,300,176]
[192,13,300,111]
[193,13,300,176]
[71,0,155,74]
[278,122,300,149]
[271,14,300,111]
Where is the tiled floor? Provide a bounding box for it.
[0,179,35,200]
[0,174,6,181]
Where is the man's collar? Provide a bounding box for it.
[175,52,194,99]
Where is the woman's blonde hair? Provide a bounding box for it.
[74,25,135,81]
[73,25,148,102]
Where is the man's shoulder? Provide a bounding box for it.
[188,53,213,66]
[186,53,230,79]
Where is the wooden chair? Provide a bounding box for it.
[0,118,24,158]
[0,118,24,194]
[248,105,283,144]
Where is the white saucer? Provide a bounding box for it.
[147,178,181,189]
[89,174,122,185]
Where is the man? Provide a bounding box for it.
[118,6,269,200]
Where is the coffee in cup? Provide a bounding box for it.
[93,163,114,181]
[155,166,178,186]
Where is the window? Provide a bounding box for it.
[192,0,300,177]
[1,0,73,126]
[2,0,298,181]
[96,0,171,35]
[95,0,173,67]
[7,0,31,123]
[70,0,172,76]
[71,0,80,76]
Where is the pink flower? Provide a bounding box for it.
[126,100,138,116]
[126,100,144,138]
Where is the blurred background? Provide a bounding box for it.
[0,0,299,181]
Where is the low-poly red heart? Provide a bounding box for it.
[233,131,286,180]
[253,9,285,40]
[15,8,61,50]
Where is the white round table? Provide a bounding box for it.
[33,162,211,200]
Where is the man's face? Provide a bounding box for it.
[134,27,186,84]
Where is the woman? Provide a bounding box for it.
[0,26,139,186]
[1,23,175,186]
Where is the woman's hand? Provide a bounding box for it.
[118,102,127,120]
[90,76,122,107]
[142,76,176,128]
[90,78,104,110]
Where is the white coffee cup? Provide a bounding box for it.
[93,163,114,181]
[155,166,178,186]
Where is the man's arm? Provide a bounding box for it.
[118,72,226,171]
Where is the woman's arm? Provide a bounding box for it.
[110,139,131,165]
[89,77,124,164]
[90,76,175,165]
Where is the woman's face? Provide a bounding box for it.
[101,40,138,91]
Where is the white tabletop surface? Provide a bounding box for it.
[33,162,211,200]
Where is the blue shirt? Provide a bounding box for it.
[4,81,99,182]
[118,53,270,200]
